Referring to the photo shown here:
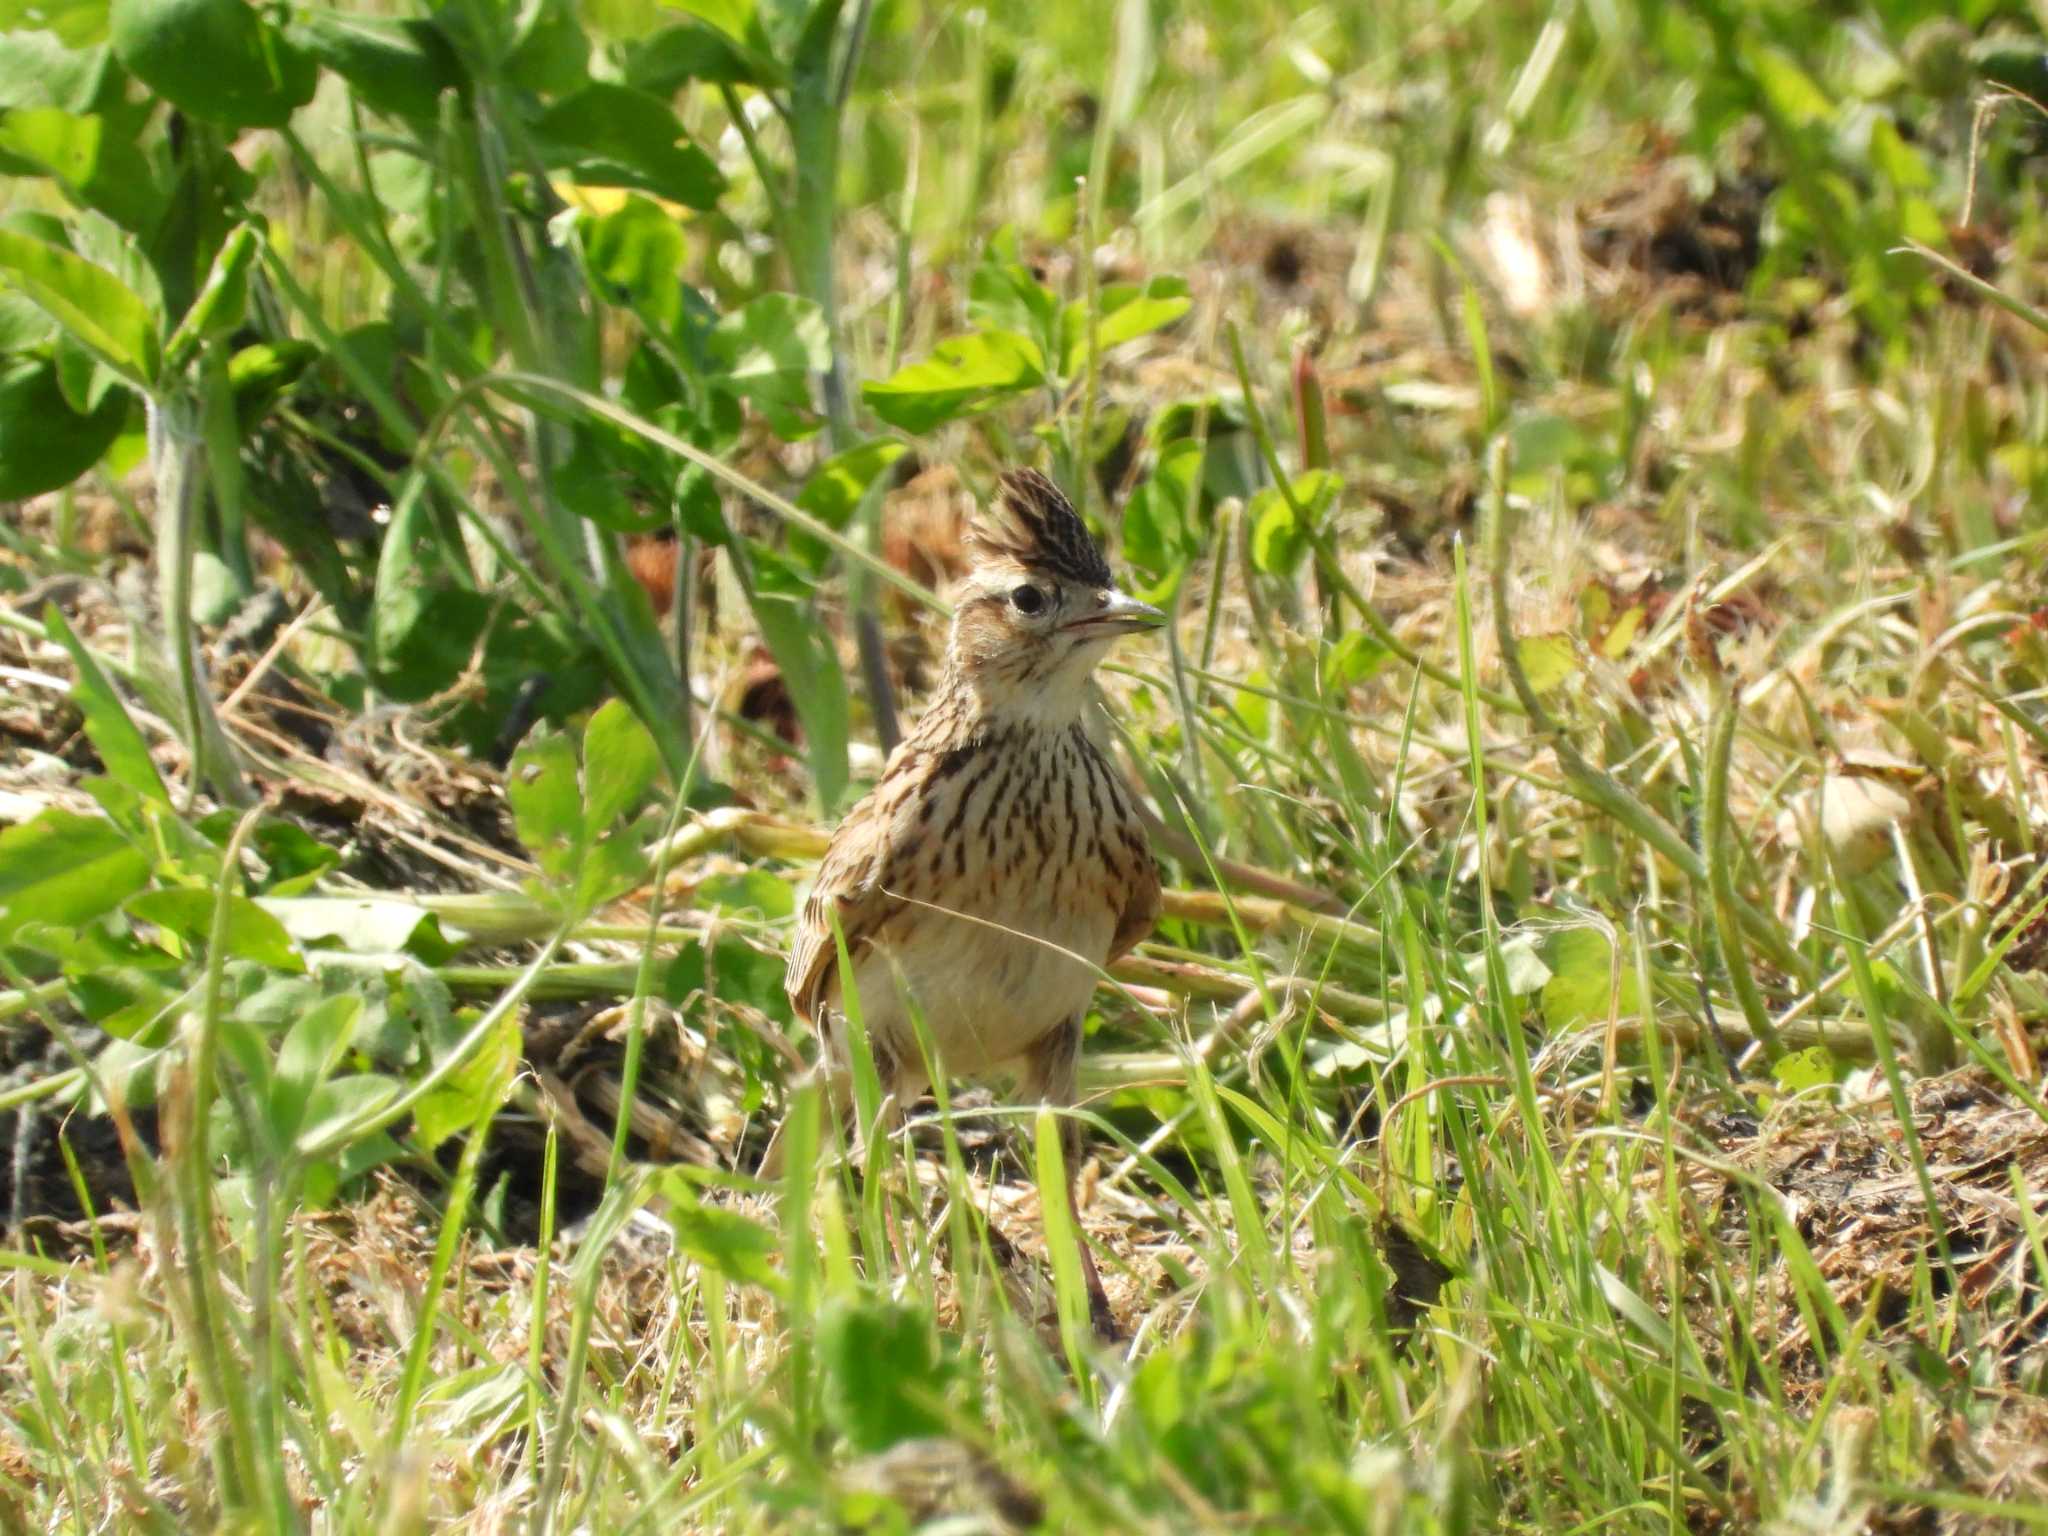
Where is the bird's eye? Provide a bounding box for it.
[1009,585,1046,615]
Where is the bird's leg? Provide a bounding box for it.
[1021,1016,1120,1344]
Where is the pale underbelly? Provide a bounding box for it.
[828,903,1114,1082]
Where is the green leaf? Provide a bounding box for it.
[162,220,257,371]
[0,224,156,383]
[967,230,1059,345]
[750,589,848,813]
[1539,926,1639,1032]
[1121,437,1204,575]
[506,729,584,885]
[581,698,662,832]
[1060,275,1191,375]
[1747,44,1833,128]
[1323,630,1391,689]
[1248,486,1303,576]
[0,106,162,233]
[295,1073,401,1159]
[861,329,1044,433]
[41,604,166,807]
[624,19,762,91]
[501,0,589,94]
[412,1011,517,1152]
[289,12,459,122]
[0,30,111,107]
[108,0,316,129]
[573,822,655,914]
[708,292,828,437]
[127,887,304,972]
[818,1297,949,1453]
[368,482,489,700]
[0,352,126,496]
[788,438,905,569]
[1516,634,1576,695]
[578,193,685,331]
[269,993,361,1144]
[0,808,146,940]
[696,868,793,919]
[1771,1045,1841,1094]
[227,339,317,432]
[535,83,724,210]
[257,897,453,963]
[659,1179,783,1291]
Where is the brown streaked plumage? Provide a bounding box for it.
[784,467,1163,1339]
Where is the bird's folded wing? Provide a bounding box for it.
[785,792,900,1025]
[1109,855,1161,964]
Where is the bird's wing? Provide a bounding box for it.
[1114,843,1163,962]
[785,783,903,1025]
[1108,837,1161,964]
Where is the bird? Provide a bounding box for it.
[783,466,1165,1340]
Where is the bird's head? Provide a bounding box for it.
[944,468,1164,721]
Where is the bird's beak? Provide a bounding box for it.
[1064,588,1167,638]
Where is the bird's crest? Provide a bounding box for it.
[966,469,1112,588]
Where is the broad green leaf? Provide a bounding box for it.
[697,868,794,919]
[657,1175,784,1291]
[797,440,903,526]
[0,29,111,103]
[818,1297,949,1453]
[535,83,724,210]
[582,697,662,832]
[412,1010,518,1152]
[1516,634,1576,695]
[0,106,161,233]
[750,589,848,813]
[108,0,317,128]
[1323,630,1391,689]
[1248,470,1338,576]
[0,224,156,382]
[709,292,828,436]
[862,328,1044,433]
[1059,275,1192,375]
[1539,926,1640,1032]
[0,808,146,940]
[1600,604,1645,659]
[664,932,790,1023]
[573,822,655,914]
[502,0,589,93]
[42,604,166,807]
[127,887,305,972]
[1747,44,1832,128]
[507,729,584,885]
[788,437,905,568]
[665,0,754,45]
[967,230,1058,344]
[1249,486,1303,575]
[0,104,92,181]
[368,482,490,700]
[269,993,361,1143]
[0,353,126,496]
[257,897,452,962]
[0,289,58,349]
[295,1073,401,1158]
[623,18,762,91]
[578,193,685,330]
[1771,1045,1841,1094]
[227,339,317,431]
[289,12,459,122]
[1121,436,1204,574]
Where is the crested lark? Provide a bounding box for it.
[785,467,1164,1338]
